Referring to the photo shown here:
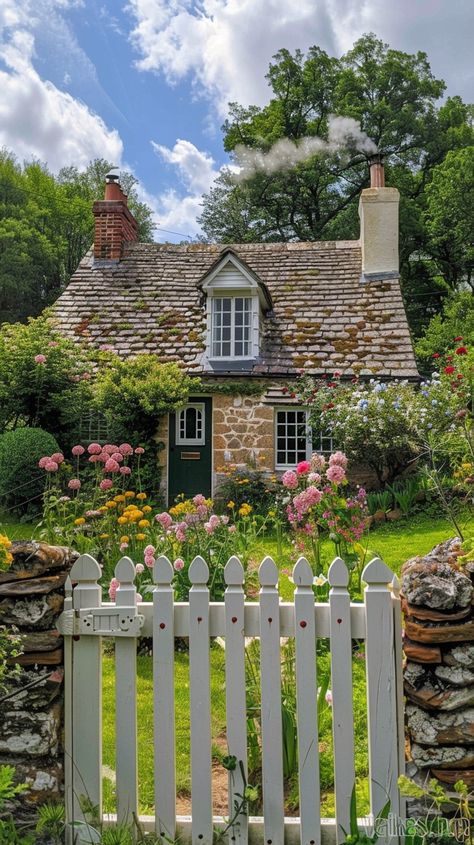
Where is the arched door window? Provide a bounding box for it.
[176,403,205,445]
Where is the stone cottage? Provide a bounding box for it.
[52,157,418,504]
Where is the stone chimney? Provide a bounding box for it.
[92,173,138,261]
[358,154,399,280]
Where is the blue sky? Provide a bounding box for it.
[0,0,473,242]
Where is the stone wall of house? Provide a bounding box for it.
[213,392,274,482]
[0,541,77,821]
[401,538,474,813]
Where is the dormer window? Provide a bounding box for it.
[199,250,273,367]
[211,296,252,358]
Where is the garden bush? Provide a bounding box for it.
[0,427,60,516]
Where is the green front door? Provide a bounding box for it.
[168,398,212,505]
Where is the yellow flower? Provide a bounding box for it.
[105,501,117,509]
[227,500,235,509]
[138,519,150,528]
[142,505,152,513]
[268,510,276,518]
[98,505,107,513]
[74,517,86,526]
[114,494,125,503]
[99,533,109,539]
[136,533,146,541]
[125,491,135,498]
[117,516,128,525]
[0,534,11,548]
[136,492,147,500]
[120,535,130,543]
[238,503,252,517]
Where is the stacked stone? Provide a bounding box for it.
[401,539,474,791]
[0,541,77,819]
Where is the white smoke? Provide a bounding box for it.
[233,115,377,181]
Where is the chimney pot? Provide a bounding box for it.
[368,153,385,188]
[93,174,138,261]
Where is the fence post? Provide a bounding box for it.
[391,575,406,821]
[153,556,176,842]
[189,556,212,845]
[224,556,248,845]
[259,556,285,845]
[114,556,139,826]
[63,575,74,845]
[70,553,103,824]
[362,557,400,833]
[328,557,356,843]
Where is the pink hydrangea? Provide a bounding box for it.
[296,460,311,475]
[120,466,131,475]
[193,494,207,506]
[311,453,326,471]
[135,446,145,455]
[119,443,133,456]
[87,443,102,455]
[144,544,155,556]
[104,458,120,473]
[328,451,348,469]
[282,470,298,489]
[144,555,155,569]
[156,512,173,530]
[68,478,81,490]
[34,354,46,364]
[308,472,321,484]
[38,456,49,469]
[103,444,118,454]
[174,558,185,571]
[111,452,124,463]
[135,563,145,574]
[88,454,100,463]
[72,445,85,457]
[100,479,113,491]
[196,504,208,518]
[45,460,59,472]
[108,577,119,600]
[51,452,64,464]
[97,451,109,463]
[326,464,346,484]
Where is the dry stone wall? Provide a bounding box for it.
[0,541,77,820]
[402,538,474,795]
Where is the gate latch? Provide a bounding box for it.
[57,607,145,637]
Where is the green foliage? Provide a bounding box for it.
[199,35,473,336]
[0,427,60,515]
[416,292,474,372]
[0,316,93,440]
[0,624,22,693]
[0,151,154,323]
[214,462,274,514]
[199,380,266,397]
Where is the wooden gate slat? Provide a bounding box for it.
[224,556,248,845]
[328,557,356,842]
[153,556,177,841]
[189,556,213,845]
[114,557,139,825]
[259,557,285,844]
[293,558,320,845]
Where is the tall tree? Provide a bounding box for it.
[199,34,473,336]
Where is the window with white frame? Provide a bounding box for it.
[313,429,334,456]
[211,296,252,358]
[176,403,205,445]
[275,408,310,468]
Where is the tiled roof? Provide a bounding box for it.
[52,240,418,378]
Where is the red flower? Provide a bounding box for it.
[454,336,463,342]
[444,366,455,374]
[455,346,468,355]
[323,402,335,410]
[328,382,337,388]
[432,353,440,359]
[282,387,288,394]
[457,374,464,380]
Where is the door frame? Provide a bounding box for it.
[166,395,213,507]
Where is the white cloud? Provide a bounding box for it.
[148,138,225,237]
[127,0,474,115]
[0,1,124,171]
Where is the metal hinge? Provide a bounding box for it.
[57,607,145,637]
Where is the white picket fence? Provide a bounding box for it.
[58,553,405,845]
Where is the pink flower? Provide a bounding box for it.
[119,443,133,456]
[193,494,207,506]
[135,446,145,455]
[136,594,143,603]
[111,452,124,463]
[135,563,145,574]
[120,543,128,551]
[308,472,321,484]
[144,544,155,556]
[325,689,333,706]
[311,454,326,471]
[326,465,346,484]
[144,555,155,569]
[108,577,119,600]
[282,470,298,489]
[59,495,70,502]
[87,443,102,455]
[357,487,367,500]
[120,466,131,475]
[100,479,113,491]
[38,456,49,469]
[103,444,118,454]
[228,525,236,533]
[45,460,59,472]
[175,522,187,542]
[34,354,46,364]
[196,504,208,518]
[97,451,109,463]
[104,458,120,473]
[89,454,100,463]
[174,558,185,571]
[329,451,348,469]
[48,341,59,348]
[51,452,64,464]
[296,460,311,475]
[72,445,85,457]
[156,512,173,530]
[208,514,220,529]
[68,478,81,490]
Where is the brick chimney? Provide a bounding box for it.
[93,173,138,261]
[358,154,399,280]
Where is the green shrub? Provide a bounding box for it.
[214,462,274,514]
[0,427,60,516]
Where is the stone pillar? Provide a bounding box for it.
[0,541,78,820]
[401,539,474,812]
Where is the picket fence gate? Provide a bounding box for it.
[57,553,405,845]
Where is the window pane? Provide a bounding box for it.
[185,407,197,439]
[276,409,309,467]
